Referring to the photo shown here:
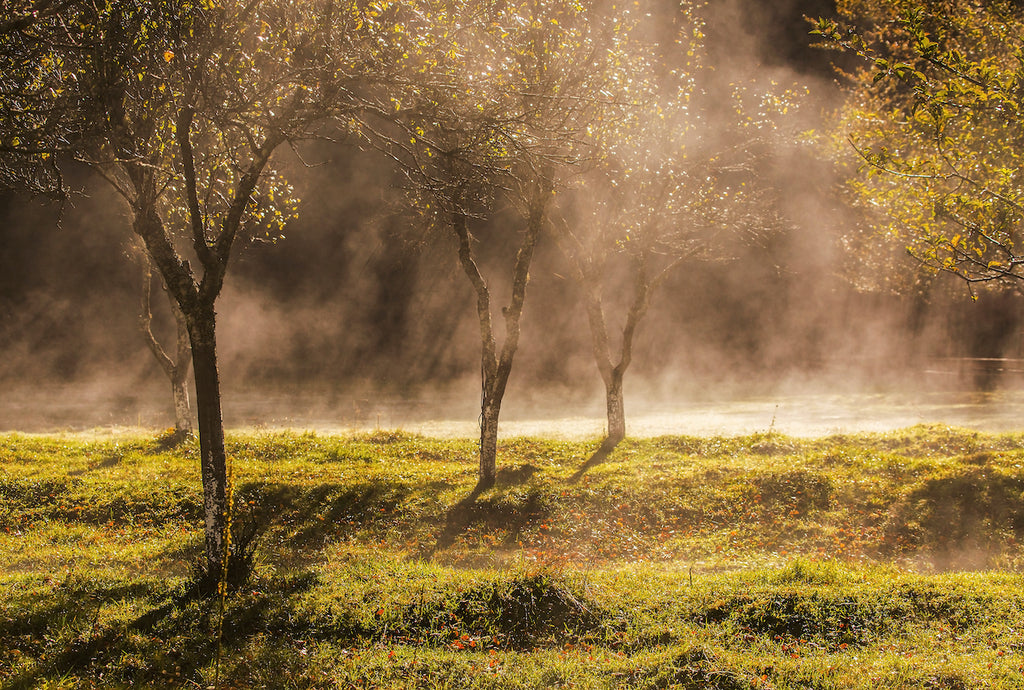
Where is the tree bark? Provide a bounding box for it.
[187,308,229,576]
[170,374,192,438]
[169,300,193,437]
[605,369,625,445]
[480,397,501,486]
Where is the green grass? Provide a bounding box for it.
[2,425,1024,688]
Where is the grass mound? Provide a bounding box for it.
[392,571,603,650]
[882,465,1024,568]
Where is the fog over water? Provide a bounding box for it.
[6,382,1024,439]
[3,0,1024,438]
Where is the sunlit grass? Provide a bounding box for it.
[3,425,1024,687]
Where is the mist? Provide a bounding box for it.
[2,0,1023,437]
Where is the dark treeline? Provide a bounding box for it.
[1,146,1018,405]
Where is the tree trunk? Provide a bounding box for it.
[187,308,229,577]
[479,396,500,488]
[171,374,192,439]
[140,256,194,438]
[450,174,550,489]
[169,295,193,438]
[605,371,625,445]
[124,112,281,580]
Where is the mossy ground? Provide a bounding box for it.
[2,425,1024,688]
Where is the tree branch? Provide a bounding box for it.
[176,106,216,269]
[452,201,498,388]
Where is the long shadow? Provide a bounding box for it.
[224,480,417,554]
[432,485,487,553]
[569,437,619,483]
[2,590,180,690]
[884,467,1024,569]
[430,464,541,554]
[2,573,324,690]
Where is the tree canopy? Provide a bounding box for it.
[5,0,391,577]
[814,0,1024,293]
[0,0,91,197]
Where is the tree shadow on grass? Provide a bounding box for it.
[430,464,544,554]
[568,437,619,484]
[221,480,418,556]
[281,480,415,549]
[2,583,180,690]
[153,478,439,572]
[883,466,1024,569]
[1,573,325,690]
[66,454,120,476]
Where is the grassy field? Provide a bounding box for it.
[2,425,1024,688]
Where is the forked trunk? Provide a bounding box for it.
[450,173,551,488]
[576,253,656,451]
[188,310,229,576]
[125,113,282,580]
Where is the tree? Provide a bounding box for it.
[138,251,193,442]
[11,0,374,579]
[2,4,195,438]
[367,0,625,487]
[556,5,796,448]
[90,0,315,578]
[813,0,1024,293]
